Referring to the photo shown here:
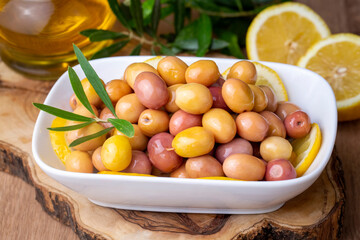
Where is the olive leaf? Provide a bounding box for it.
[91,40,130,59]
[174,0,185,34]
[68,66,96,117]
[151,0,161,35]
[73,44,117,117]
[33,103,93,122]
[196,14,212,57]
[130,0,144,36]
[130,44,142,55]
[69,127,114,147]
[108,119,135,138]
[47,121,95,132]
[107,0,131,29]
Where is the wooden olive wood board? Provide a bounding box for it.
[0,61,345,239]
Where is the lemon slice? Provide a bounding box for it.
[297,33,360,121]
[222,62,288,101]
[98,171,156,177]
[291,123,322,177]
[143,56,164,69]
[246,2,330,65]
[49,117,72,164]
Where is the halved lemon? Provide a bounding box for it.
[291,123,322,177]
[49,117,72,165]
[222,62,288,101]
[297,33,360,121]
[246,2,330,65]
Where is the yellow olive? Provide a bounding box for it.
[222,78,254,113]
[185,60,220,86]
[227,61,257,84]
[157,56,188,86]
[175,83,213,114]
[138,109,170,137]
[223,154,265,181]
[72,104,98,118]
[65,151,94,173]
[65,123,106,151]
[248,84,268,112]
[260,136,293,162]
[101,135,132,171]
[172,126,215,158]
[115,93,146,123]
[236,112,269,142]
[105,79,132,103]
[92,147,108,172]
[113,124,148,151]
[124,62,159,89]
[202,108,236,143]
[76,78,105,107]
[165,84,184,113]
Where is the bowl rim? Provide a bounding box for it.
[32,56,338,188]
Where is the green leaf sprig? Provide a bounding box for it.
[80,0,290,59]
[33,44,134,147]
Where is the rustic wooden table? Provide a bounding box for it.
[0,0,359,239]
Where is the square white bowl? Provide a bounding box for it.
[32,56,337,214]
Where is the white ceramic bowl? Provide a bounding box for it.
[32,56,337,214]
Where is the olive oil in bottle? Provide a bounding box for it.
[0,0,116,80]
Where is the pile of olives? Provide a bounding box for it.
[64,57,313,181]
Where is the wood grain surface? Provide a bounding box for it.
[0,0,359,239]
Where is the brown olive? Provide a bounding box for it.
[134,72,169,109]
[259,85,277,112]
[175,83,213,114]
[208,86,230,111]
[115,93,146,123]
[148,133,183,173]
[248,84,268,112]
[124,62,159,89]
[113,124,148,151]
[260,111,286,138]
[65,123,106,151]
[169,110,202,136]
[284,110,311,138]
[275,101,301,121]
[185,60,220,86]
[157,56,188,86]
[215,138,253,163]
[265,159,297,181]
[222,78,254,113]
[236,112,269,142]
[260,136,293,162]
[76,78,105,107]
[122,150,152,175]
[223,154,265,181]
[99,107,115,129]
[170,163,189,178]
[185,155,224,178]
[92,147,108,172]
[138,109,170,137]
[165,84,184,113]
[202,108,236,144]
[65,151,94,173]
[69,93,77,110]
[227,61,257,84]
[105,79,132,104]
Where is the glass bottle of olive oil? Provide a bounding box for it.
[0,0,116,80]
